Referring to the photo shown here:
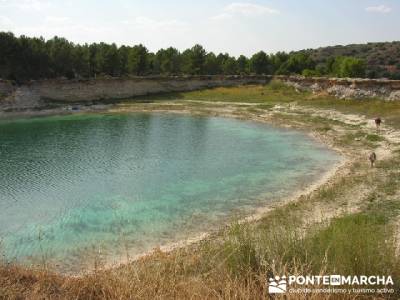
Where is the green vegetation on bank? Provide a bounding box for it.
[1,31,388,82]
[141,80,400,129]
[140,80,312,103]
[307,41,400,79]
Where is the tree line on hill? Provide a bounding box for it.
[305,41,400,79]
[0,32,370,82]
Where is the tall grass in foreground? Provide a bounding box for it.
[218,212,399,292]
[1,211,398,299]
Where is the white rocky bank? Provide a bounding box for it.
[281,76,400,101]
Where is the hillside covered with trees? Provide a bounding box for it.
[0,32,399,82]
[303,41,400,79]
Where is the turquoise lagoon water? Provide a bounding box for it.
[0,113,340,272]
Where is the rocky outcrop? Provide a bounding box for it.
[279,76,400,100]
[388,90,400,101]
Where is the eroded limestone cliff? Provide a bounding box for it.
[0,76,270,112]
[280,76,400,101]
[1,75,399,113]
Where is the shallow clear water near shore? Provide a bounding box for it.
[0,113,340,272]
